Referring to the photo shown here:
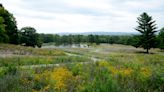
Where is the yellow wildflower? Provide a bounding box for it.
[109,66,119,75]
[98,61,110,67]
[50,67,74,91]
[140,67,151,78]
[120,68,133,76]
[34,74,40,81]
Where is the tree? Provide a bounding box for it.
[94,35,100,45]
[68,35,73,45]
[41,34,55,43]
[135,12,157,53]
[0,16,9,43]
[131,35,141,48]
[20,27,43,48]
[158,27,164,51]
[0,4,19,44]
[88,35,94,43]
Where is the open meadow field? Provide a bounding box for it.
[1,0,164,91]
[0,43,163,92]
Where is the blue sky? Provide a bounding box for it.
[1,0,164,33]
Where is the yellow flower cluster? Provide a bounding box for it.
[120,68,133,76]
[99,61,133,77]
[34,74,40,81]
[50,67,74,91]
[21,77,32,85]
[98,61,111,67]
[110,67,133,77]
[109,66,118,75]
[140,67,152,78]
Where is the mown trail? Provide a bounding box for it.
[18,52,102,69]
[36,46,107,68]
[1,44,145,69]
[0,45,103,69]
[65,52,102,62]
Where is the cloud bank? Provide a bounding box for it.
[1,0,164,33]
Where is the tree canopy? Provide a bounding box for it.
[0,16,9,43]
[0,4,18,44]
[158,27,164,50]
[20,27,42,48]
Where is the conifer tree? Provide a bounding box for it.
[135,12,157,53]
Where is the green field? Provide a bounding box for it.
[0,44,163,92]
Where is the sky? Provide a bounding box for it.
[1,0,164,33]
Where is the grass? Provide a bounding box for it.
[0,44,92,67]
[0,56,92,67]
[0,43,163,92]
[0,43,66,56]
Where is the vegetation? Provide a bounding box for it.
[0,16,8,43]
[19,27,43,48]
[0,3,164,92]
[40,33,164,51]
[0,4,163,50]
[0,4,18,44]
[0,44,163,92]
[0,44,92,67]
[41,34,134,46]
[135,12,157,53]
[0,4,42,47]
[158,27,164,50]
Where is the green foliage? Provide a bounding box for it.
[158,27,164,50]
[0,4,42,47]
[0,17,9,43]
[130,35,141,48]
[0,4,18,44]
[41,34,140,46]
[0,44,163,92]
[20,27,43,47]
[80,65,120,92]
[0,64,30,92]
[135,12,157,53]
[40,34,55,43]
[0,56,91,67]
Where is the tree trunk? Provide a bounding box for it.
[146,48,149,54]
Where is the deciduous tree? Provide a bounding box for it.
[0,4,18,44]
[20,27,42,48]
[158,27,164,50]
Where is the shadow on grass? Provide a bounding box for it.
[135,51,155,54]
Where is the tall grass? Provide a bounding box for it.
[0,44,163,92]
[0,56,92,67]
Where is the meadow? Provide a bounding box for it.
[0,43,163,92]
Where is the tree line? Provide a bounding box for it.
[40,32,163,50]
[0,3,164,53]
[40,34,133,45]
[0,4,42,47]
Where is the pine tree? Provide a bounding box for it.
[135,12,157,53]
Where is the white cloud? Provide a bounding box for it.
[1,0,163,33]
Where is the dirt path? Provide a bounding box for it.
[0,48,103,69]
[17,52,102,69]
[65,52,101,62]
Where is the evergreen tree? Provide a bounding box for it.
[135,12,157,53]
